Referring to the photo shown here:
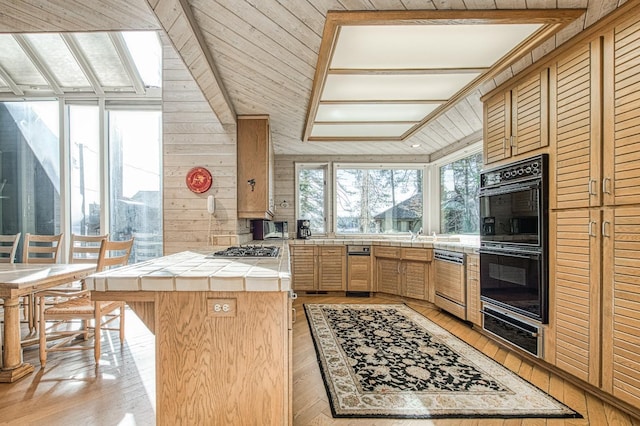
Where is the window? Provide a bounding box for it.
[335,166,423,234]
[109,110,163,262]
[0,101,61,261]
[440,152,482,234]
[70,105,100,236]
[296,164,327,234]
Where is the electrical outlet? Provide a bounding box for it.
[207,298,237,317]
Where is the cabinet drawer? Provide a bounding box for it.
[374,246,400,259]
[290,245,316,256]
[435,294,466,320]
[401,248,433,262]
[319,246,344,256]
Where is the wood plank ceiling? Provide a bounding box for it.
[0,0,628,158]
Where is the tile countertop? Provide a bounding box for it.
[288,237,479,255]
[85,241,291,293]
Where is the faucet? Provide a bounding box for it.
[410,227,423,241]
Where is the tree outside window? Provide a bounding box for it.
[336,167,423,234]
[440,153,482,234]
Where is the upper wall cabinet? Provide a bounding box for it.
[551,39,602,210]
[484,68,549,165]
[237,115,275,219]
[552,18,640,210]
[603,18,640,207]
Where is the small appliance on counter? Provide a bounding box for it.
[252,219,288,240]
[297,219,311,239]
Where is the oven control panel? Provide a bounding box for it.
[481,155,546,188]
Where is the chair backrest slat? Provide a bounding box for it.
[0,233,21,263]
[23,233,64,264]
[97,239,134,272]
[69,234,108,265]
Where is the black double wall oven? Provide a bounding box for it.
[479,154,548,357]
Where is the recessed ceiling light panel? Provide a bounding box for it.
[316,103,440,122]
[321,73,480,101]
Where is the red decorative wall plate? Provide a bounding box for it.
[186,167,212,193]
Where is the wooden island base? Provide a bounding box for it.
[93,290,292,426]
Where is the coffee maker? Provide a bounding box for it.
[297,219,311,239]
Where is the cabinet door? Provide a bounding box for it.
[376,258,401,294]
[553,40,602,210]
[290,246,317,291]
[466,254,481,327]
[550,210,601,386]
[604,19,640,206]
[237,116,273,219]
[348,255,371,292]
[318,246,345,291]
[602,207,640,408]
[484,91,511,164]
[403,260,428,300]
[434,260,465,305]
[511,68,549,157]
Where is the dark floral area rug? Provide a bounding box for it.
[304,303,581,419]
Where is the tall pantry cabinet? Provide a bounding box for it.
[548,14,640,409]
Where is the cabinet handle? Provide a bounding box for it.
[588,221,596,237]
[588,179,597,196]
[291,308,296,324]
[602,177,611,195]
[602,221,610,238]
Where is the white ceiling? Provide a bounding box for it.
[0,0,626,159]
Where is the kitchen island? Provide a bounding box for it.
[86,247,292,426]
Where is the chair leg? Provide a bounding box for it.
[119,303,125,343]
[39,296,46,367]
[94,303,101,365]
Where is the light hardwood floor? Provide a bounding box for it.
[1,295,639,425]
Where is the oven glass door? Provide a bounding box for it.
[479,183,540,246]
[480,248,545,323]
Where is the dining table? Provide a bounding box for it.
[0,263,96,382]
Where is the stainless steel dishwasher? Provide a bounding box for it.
[346,245,371,296]
[434,249,466,320]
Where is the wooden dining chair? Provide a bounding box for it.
[0,233,21,263]
[37,238,134,367]
[21,233,64,332]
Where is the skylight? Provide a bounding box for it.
[304,10,584,142]
[0,31,161,97]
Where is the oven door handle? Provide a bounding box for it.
[481,309,539,337]
[479,248,540,260]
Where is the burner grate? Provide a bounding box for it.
[209,245,280,258]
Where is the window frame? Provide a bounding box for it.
[294,162,329,236]
[430,142,483,236]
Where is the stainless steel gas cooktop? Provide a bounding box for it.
[208,245,280,258]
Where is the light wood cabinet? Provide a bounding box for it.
[318,246,346,291]
[465,254,481,327]
[376,257,401,294]
[601,207,640,408]
[483,68,549,165]
[290,245,316,291]
[237,115,274,219]
[374,247,432,302]
[290,245,345,291]
[347,255,372,292]
[546,15,640,408]
[548,210,601,386]
[434,256,466,320]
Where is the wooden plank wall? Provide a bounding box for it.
[162,35,248,253]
